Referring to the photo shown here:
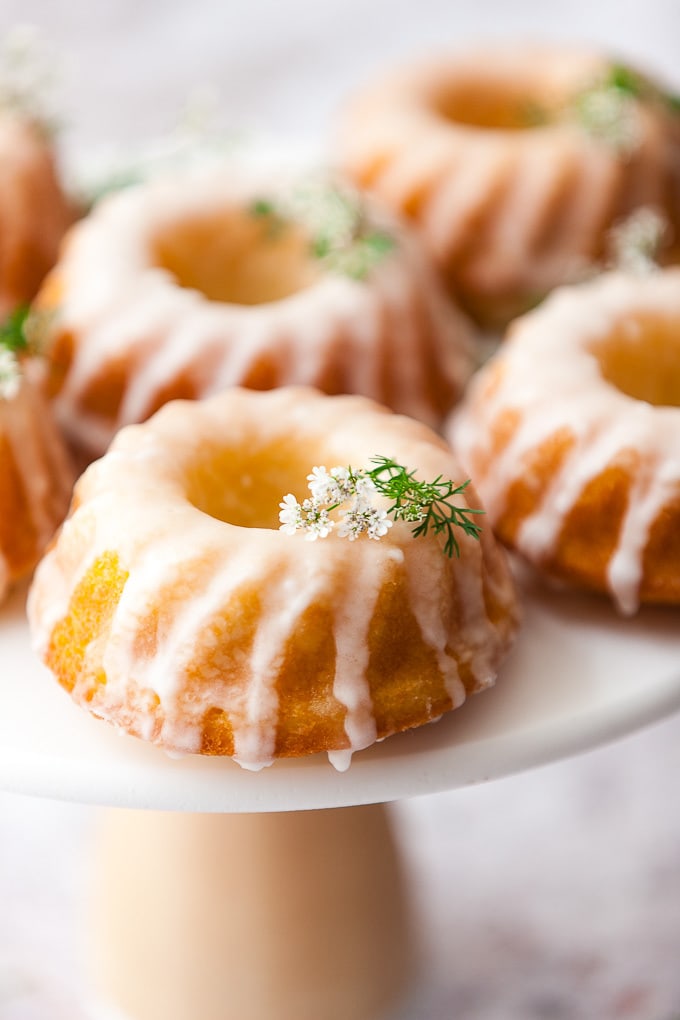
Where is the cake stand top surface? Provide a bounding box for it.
[2,571,679,813]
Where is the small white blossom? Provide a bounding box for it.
[279,492,335,540]
[278,493,303,535]
[307,465,344,503]
[338,504,393,542]
[576,87,641,154]
[353,472,377,503]
[0,348,21,400]
[307,464,377,505]
[608,207,668,273]
[0,25,61,128]
[288,178,360,250]
[300,498,334,540]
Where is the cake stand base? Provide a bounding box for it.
[87,803,416,1020]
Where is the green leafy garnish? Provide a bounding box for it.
[0,306,31,399]
[0,305,30,354]
[366,456,484,558]
[249,198,287,239]
[249,181,396,281]
[606,63,647,98]
[250,199,277,218]
[606,63,680,114]
[279,456,483,558]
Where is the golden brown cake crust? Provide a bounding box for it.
[28,387,519,768]
[0,112,72,316]
[450,269,680,614]
[0,360,75,602]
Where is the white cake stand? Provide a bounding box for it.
[2,573,679,1020]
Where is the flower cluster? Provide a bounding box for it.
[279,465,392,544]
[0,346,21,400]
[0,25,61,129]
[250,178,395,281]
[573,79,641,154]
[607,207,668,274]
[280,456,484,557]
[569,62,680,155]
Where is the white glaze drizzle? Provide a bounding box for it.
[233,566,328,769]
[327,555,383,769]
[404,540,464,706]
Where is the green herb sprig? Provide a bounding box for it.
[606,62,680,113]
[366,456,484,558]
[0,305,32,400]
[0,305,30,354]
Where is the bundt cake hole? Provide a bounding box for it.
[151,208,323,306]
[184,440,322,529]
[591,314,680,407]
[430,73,558,131]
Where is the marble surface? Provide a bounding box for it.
[1,1,679,1017]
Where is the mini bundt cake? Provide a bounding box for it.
[27,387,519,770]
[34,165,473,462]
[0,110,72,316]
[449,269,680,615]
[336,45,680,327]
[0,319,74,603]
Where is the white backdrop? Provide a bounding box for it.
[1,3,680,1019]
[0,0,679,163]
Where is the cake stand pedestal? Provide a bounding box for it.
[2,574,680,1019]
[88,805,414,1020]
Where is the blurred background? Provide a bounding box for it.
[1,1,679,1018]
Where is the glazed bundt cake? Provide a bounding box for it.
[0,312,74,603]
[27,387,519,769]
[336,45,680,327]
[0,110,72,316]
[449,268,680,615]
[34,165,473,462]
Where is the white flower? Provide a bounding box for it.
[353,471,377,503]
[288,178,360,250]
[338,504,392,542]
[576,87,640,154]
[0,348,21,401]
[281,462,391,546]
[307,465,338,502]
[300,498,334,540]
[608,207,668,273]
[366,507,392,540]
[278,493,303,535]
[0,25,61,127]
[307,464,376,505]
[279,493,335,540]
